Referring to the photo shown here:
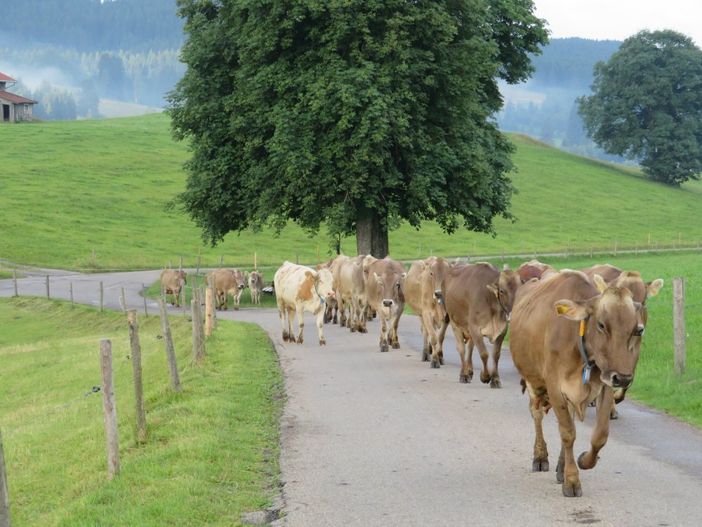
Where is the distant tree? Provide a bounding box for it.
[578,30,702,186]
[96,53,128,100]
[32,81,78,120]
[169,0,547,257]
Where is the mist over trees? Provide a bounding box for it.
[497,38,625,162]
[0,0,184,119]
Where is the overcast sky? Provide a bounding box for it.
[533,1,702,46]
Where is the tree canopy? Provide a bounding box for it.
[578,30,702,186]
[169,0,547,256]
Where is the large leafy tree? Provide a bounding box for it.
[578,30,702,186]
[169,0,547,257]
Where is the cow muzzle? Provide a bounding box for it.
[238,285,245,290]
[603,371,633,389]
[382,299,394,308]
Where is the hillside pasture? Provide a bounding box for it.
[2,115,702,270]
[0,297,282,525]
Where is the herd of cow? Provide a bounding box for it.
[162,255,664,498]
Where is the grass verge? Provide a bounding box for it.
[0,297,283,526]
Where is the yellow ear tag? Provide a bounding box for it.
[579,319,586,337]
[556,304,569,315]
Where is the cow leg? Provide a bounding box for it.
[278,300,289,342]
[526,382,549,471]
[358,301,368,333]
[295,306,304,344]
[422,311,439,367]
[234,290,241,310]
[550,389,582,497]
[316,308,326,345]
[379,313,389,352]
[339,296,347,328]
[578,387,614,471]
[469,329,492,385]
[420,319,431,362]
[390,310,401,349]
[452,324,472,382]
[489,330,507,388]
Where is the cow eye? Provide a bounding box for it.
[499,288,506,296]
[597,321,606,333]
[396,282,401,289]
[633,325,645,337]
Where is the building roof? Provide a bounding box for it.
[0,91,37,104]
[0,71,16,82]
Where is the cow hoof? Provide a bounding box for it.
[421,349,430,362]
[350,327,357,333]
[556,461,564,483]
[319,339,326,346]
[490,377,502,389]
[480,371,491,384]
[430,358,440,369]
[391,341,400,349]
[459,374,471,384]
[532,459,549,472]
[360,328,368,333]
[282,332,289,342]
[296,337,304,344]
[439,355,444,365]
[380,343,389,353]
[562,481,582,498]
[610,408,619,420]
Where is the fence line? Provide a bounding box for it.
[673,277,686,375]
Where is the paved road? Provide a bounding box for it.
[2,270,702,526]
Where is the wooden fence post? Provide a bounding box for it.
[100,281,104,312]
[120,288,127,313]
[99,339,120,479]
[0,429,10,527]
[219,255,224,266]
[45,275,50,299]
[12,270,17,297]
[158,298,181,392]
[254,252,257,270]
[205,286,214,337]
[70,282,74,307]
[673,277,686,375]
[179,255,183,271]
[196,252,201,275]
[127,311,147,443]
[191,289,205,362]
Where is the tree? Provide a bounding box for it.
[578,30,702,186]
[169,0,547,257]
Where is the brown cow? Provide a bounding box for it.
[364,256,406,352]
[517,259,556,282]
[207,268,247,310]
[440,262,521,386]
[510,270,652,497]
[582,264,663,416]
[160,269,187,307]
[334,255,368,333]
[248,270,264,304]
[405,257,450,365]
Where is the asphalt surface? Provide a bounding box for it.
[2,269,702,526]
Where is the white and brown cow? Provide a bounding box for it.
[248,270,264,304]
[510,270,655,497]
[364,256,406,352]
[207,268,247,310]
[440,262,521,386]
[274,261,335,345]
[160,269,187,307]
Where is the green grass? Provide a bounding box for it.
[146,270,279,309]
[2,116,702,270]
[0,297,282,526]
[498,251,702,428]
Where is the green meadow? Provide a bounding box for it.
[0,298,282,526]
[2,115,702,271]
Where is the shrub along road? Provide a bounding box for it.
[2,270,702,526]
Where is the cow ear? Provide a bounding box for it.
[593,274,608,294]
[554,299,589,320]
[486,283,498,297]
[646,278,664,298]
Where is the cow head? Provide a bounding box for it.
[178,270,187,286]
[554,275,647,390]
[373,270,406,313]
[486,266,522,321]
[310,268,336,303]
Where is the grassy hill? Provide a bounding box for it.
[0,297,282,525]
[1,114,702,271]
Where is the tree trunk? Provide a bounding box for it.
[356,207,388,258]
